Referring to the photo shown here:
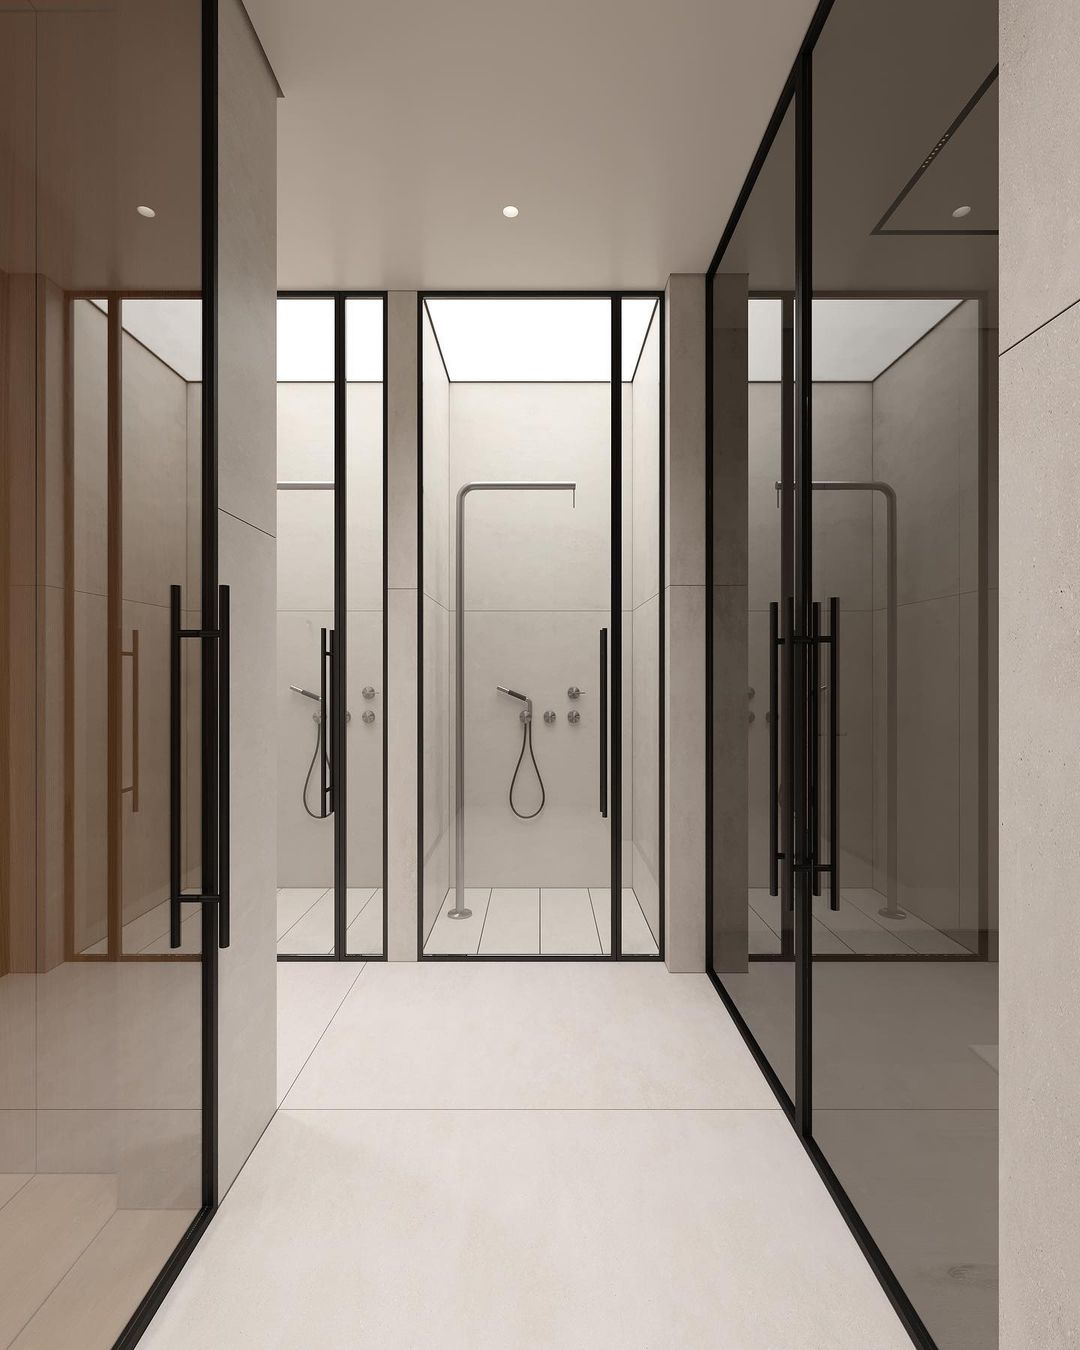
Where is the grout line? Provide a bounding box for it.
[219,505,275,541]
[277,1106,790,1113]
[587,887,604,953]
[2,1177,118,1346]
[474,888,493,956]
[276,886,333,949]
[279,962,368,1109]
[0,1174,34,1216]
[999,292,1080,359]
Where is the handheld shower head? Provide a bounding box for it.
[496,685,528,702]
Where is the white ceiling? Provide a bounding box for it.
[244,0,822,290]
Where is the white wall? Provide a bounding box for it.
[447,382,611,887]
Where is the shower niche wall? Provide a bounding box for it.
[275,295,386,958]
[419,295,663,959]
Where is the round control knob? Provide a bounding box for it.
[361,710,375,725]
[567,710,581,724]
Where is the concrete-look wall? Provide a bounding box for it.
[216,0,278,1196]
[275,382,383,889]
[421,309,451,944]
[631,311,662,941]
[667,274,707,972]
[1000,0,1080,1342]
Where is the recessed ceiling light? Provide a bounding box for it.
[951,205,971,219]
[136,205,156,218]
[502,205,519,219]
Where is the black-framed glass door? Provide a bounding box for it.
[707,2,998,1347]
[0,0,227,1345]
[417,292,664,959]
[275,292,387,960]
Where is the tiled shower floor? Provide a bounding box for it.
[423,886,660,957]
[748,887,971,956]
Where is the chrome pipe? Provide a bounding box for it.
[451,481,576,919]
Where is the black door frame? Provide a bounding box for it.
[415,290,665,961]
[703,2,993,1347]
[274,291,390,964]
[115,0,221,1341]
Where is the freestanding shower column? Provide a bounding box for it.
[448,480,576,919]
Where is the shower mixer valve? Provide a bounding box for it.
[543,710,556,724]
[567,710,580,724]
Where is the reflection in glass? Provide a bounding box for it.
[810,0,998,1344]
[0,1,205,1344]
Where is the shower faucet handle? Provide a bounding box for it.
[568,710,581,724]
[361,710,375,725]
[543,710,556,725]
[362,686,376,700]
[567,686,584,699]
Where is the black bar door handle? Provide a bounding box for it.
[218,584,231,947]
[769,601,779,897]
[170,587,182,947]
[169,583,231,950]
[828,595,839,911]
[811,601,822,899]
[599,626,608,819]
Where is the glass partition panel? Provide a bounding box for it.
[711,100,798,1100]
[345,297,386,957]
[276,297,337,955]
[811,2,998,1346]
[0,1,207,1344]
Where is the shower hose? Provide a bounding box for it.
[509,717,545,819]
[302,716,330,820]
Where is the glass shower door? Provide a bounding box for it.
[419,295,620,957]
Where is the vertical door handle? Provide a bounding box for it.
[121,628,140,812]
[169,583,231,950]
[218,584,231,947]
[769,601,779,896]
[599,626,608,819]
[811,601,822,898]
[320,627,330,815]
[827,595,839,911]
[783,596,795,912]
[170,589,182,946]
[320,627,335,818]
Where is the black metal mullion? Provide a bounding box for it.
[610,297,623,958]
[793,48,814,1141]
[333,293,347,958]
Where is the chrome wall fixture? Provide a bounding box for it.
[449,480,576,920]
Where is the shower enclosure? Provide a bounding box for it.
[706,1,998,1347]
[275,294,387,959]
[419,294,663,958]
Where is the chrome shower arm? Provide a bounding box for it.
[450,479,577,920]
